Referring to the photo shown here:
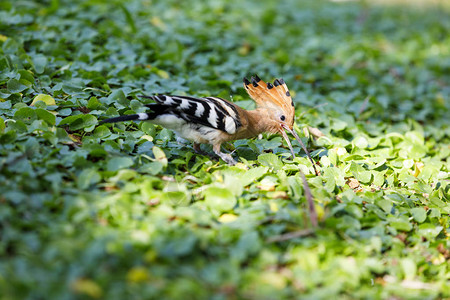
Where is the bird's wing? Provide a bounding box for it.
[141,95,242,135]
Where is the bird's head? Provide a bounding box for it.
[243,75,304,158]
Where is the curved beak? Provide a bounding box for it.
[280,126,296,158]
[280,124,306,158]
[281,124,318,175]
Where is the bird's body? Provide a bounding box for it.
[102,75,316,170]
[146,95,244,144]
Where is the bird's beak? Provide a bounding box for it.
[280,125,319,176]
[280,124,308,159]
[280,126,296,158]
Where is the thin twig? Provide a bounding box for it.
[298,170,318,227]
[295,136,319,176]
[358,95,371,116]
[265,167,318,243]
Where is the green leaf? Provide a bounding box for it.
[107,89,127,105]
[19,69,35,84]
[35,108,56,125]
[14,107,36,121]
[410,207,427,223]
[107,157,134,171]
[323,167,345,192]
[401,258,416,280]
[417,224,443,239]
[203,186,236,213]
[161,190,190,206]
[32,54,47,74]
[388,216,412,232]
[238,166,268,186]
[93,125,111,139]
[0,117,5,132]
[59,114,98,131]
[258,153,283,171]
[140,122,156,136]
[353,136,368,149]
[376,199,392,213]
[87,97,102,110]
[77,168,101,189]
[350,162,372,184]
[62,83,83,94]
[119,4,137,32]
[231,231,261,262]
[7,78,27,93]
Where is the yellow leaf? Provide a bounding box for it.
[156,69,169,79]
[140,134,153,142]
[153,146,168,167]
[268,191,288,199]
[31,94,56,106]
[315,204,325,221]
[257,180,276,191]
[269,201,278,212]
[71,278,103,299]
[150,17,167,30]
[0,34,7,42]
[234,162,248,170]
[412,161,424,177]
[127,267,150,283]
[144,250,157,263]
[238,43,250,56]
[260,272,287,289]
[218,213,238,223]
[69,134,82,143]
[436,93,444,106]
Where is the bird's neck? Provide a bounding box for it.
[238,108,278,139]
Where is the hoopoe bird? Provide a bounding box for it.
[101,75,316,171]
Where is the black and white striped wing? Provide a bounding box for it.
[142,95,242,135]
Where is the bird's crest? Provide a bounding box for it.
[243,74,295,127]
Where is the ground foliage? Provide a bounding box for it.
[0,0,449,299]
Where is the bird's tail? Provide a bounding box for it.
[100,113,150,124]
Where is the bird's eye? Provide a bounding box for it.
[280,115,286,121]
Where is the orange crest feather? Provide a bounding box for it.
[243,75,295,127]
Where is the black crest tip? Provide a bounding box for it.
[243,77,250,85]
[251,76,258,87]
[267,82,274,89]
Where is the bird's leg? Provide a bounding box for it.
[193,142,218,161]
[193,142,202,153]
[193,143,209,156]
[213,143,237,166]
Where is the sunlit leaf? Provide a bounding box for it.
[31,94,56,106]
[204,186,236,213]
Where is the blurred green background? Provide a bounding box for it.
[0,0,448,299]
